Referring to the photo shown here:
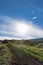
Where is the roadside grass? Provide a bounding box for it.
[0,42,43,65]
[0,44,12,65]
[0,44,5,65]
[12,43,43,62]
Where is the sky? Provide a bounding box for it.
[0,0,43,40]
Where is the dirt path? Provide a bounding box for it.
[7,44,43,65]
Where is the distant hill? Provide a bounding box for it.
[29,38,43,42]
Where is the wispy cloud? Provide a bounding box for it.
[32,16,37,20]
[0,16,43,40]
[32,11,35,14]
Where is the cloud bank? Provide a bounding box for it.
[0,16,43,40]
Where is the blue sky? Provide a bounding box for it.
[0,0,43,40]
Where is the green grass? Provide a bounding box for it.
[0,42,43,65]
[12,43,43,62]
[0,44,12,65]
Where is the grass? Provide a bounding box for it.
[0,42,43,65]
[12,43,43,62]
[0,44,12,65]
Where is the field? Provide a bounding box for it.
[0,40,43,65]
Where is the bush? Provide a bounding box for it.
[2,39,8,44]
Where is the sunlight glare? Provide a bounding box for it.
[16,22,28,35]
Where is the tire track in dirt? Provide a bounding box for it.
[7,44,43,65]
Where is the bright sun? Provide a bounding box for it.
[16,22,28,35]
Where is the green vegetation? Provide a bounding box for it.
[0,44,12,65]
[0,40,43,65]
[12,43,43,62]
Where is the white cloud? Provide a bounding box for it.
[32,16,37,20]
[0,16,43,40]
[0,36,19,40]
